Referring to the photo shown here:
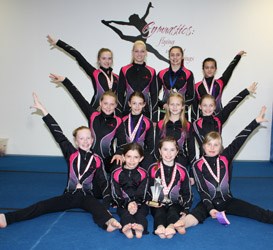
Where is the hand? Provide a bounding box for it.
[49,73,65,84]
[209,209,219,219]
[247,82,258,94]
[255,106,268,124]
[128,201,138,215]
[163,103,168,110]
[47,35,57,46]
[189,177,195,186]
[238,50,247,56]
[111,154,123,165]
[31,92,48,116]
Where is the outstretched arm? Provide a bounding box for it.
[47,35,95,77]
[223,106,267,160]
[221,50,246,85]
[49,73,94,120]
[31,92,75,158]
[142,2,153,20]
[219,82,258,125]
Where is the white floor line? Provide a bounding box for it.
[30,211,66,250]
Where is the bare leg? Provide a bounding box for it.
[155,225,166,239]
[122,223,134,239]
[0,214,7,228]
[165,224,176,239]
[132,223,144,239]
[106,218,122,232]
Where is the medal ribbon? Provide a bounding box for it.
[169,74,178,89]
[128,114,144,142]
[202,78,215,95]
[160,162,177,196]
[100,69,114,90]
[77,153,94,182]
[202,156,220,183]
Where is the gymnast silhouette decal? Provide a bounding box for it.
[101,2,169,63]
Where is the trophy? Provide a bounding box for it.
[148,177,163,207]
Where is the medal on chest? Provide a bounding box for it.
[203,78,215,96]
[202,156,221,191]
[128,114,143,142]
[160,162,177,204]
[100,69,114,90]
[76,153,94,189]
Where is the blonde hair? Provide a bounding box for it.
[163,92,187,132]
[203,131,224,153]
[97,91,118,111]
[97,48,113,68]
[72,126,91,138]
[131,40,147,63]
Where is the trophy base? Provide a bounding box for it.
[147,201,161,208]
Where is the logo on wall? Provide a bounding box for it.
[101,2,195,64]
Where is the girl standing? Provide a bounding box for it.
[148,137,192,239]
[47,35,118,109]
[0,93,121,231]
[175,106,273,232]
[111,143,149,238]
[122,91,155,164]
[158,46,195,120]
[49,74,126,172]
[117,40,158,122]
[192,51,246,121]
[155,92,196,179]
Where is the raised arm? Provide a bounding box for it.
[219,82,258,124]
[223,106,267,161]
[47,35,96,77]
[221,51,246,85]
[31,93,75,158]
[49,73,94,121]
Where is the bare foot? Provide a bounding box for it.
[0,214,7,228]
[106,218,121,232]
[155,225,166,239]
[132,223,144,239]
[122,223,134,239]
[174,219,186,234]
[165,224,176,239]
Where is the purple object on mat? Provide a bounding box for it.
[216,211,230,225]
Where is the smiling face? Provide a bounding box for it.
[128,95,146,115]
[203,60,217,78]
[98,50,113,69]
[159,141,179,166]
[123,149,144,170]
[100,95,117,115]
[132,43,147,64]
[168,96,184,116]
[203,138,222,157]
[75,128,93,151]
[169,47,183,68]
[199,96,216,116]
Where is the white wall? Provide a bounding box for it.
[0,0,272,160]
